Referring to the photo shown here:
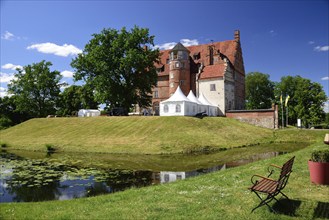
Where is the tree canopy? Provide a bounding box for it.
[8,61,62,118]
[71,26,160,114]
[56,85,99,116]
[245,72,275,109]
[275,75,327,127]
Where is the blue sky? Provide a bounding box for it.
[1,0,328,111]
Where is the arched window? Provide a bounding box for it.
[164,104,169,113]
[176,104,181,113]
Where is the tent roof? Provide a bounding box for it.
[161,86,191,103]
[198,93,214,106]
[187,90,202,104]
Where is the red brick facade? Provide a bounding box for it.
[152,30,245,115]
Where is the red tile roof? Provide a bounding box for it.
[157,39,244,79]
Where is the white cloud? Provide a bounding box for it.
[321,76,329,81]
[154,42,176,50]
[0,87,8,97]
[314,45,329,52]
[59,81,70,90]
[1,63,23,70]
[308,41,315,45]
[27,42,82,57]
[324,101,329,113]
[60,70,74,78]
[1,31,15,40]
[154,38,199,50]
[180,39,199,47]
[0,72,16,83]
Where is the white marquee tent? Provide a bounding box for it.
[160,87,219,116]
[78,109,101,117]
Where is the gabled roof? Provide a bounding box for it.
[187,90,202,104]
[198,93,214,106]
[161,86,191,103]
[170,42,190,52]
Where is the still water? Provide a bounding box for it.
[0,143,308,203]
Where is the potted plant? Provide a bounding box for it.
[308,150,329,185]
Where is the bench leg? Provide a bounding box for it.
[251,191,276,213]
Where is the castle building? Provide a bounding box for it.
[152,30,245,116]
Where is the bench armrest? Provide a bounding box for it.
[251,174,275,185]
[270,164,282,169]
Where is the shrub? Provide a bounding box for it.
[45,144,56,152]
[310,150,329,163]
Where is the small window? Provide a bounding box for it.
[210,84,216,91]
[177,175,182,180]
[180,80,184,86]
[175,104,181,113]
[153,91,158,98]
[164,104,169,113]
[170,73,174,79]
[170,82,174,88]
[175,62,180,68]
[166,58,170,64]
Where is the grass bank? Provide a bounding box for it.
[0,117,323,154]
[1,138,328,219]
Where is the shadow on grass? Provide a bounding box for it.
[313,202,329,219]
[272,199,329,219]
[272,198,301,216]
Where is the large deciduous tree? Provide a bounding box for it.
[8,61,62,118]
[57,85,99,116]
[275,75,327,127]
[245,72,275,109]
[71,26,160,114]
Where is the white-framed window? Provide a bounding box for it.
[176,104,181,113]
[170,82,174,88]
[153,91,158,98]
[170,73,174,79]
[164,104,169,113]
[175,62,180,68]
[210,84,216,91]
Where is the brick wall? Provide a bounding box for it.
[226,105,279,129]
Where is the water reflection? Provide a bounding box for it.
[0,144,307,203]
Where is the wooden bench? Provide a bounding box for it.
[248,156,295,212]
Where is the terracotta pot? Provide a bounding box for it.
[308,160,329,185]
[324,134,329,145]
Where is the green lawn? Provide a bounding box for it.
[0,117,328,219]
[1,116,276,154]
[1,141,328,220]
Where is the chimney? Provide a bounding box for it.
[234,30,240,42]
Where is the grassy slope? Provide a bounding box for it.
[0,116,277,154]
[0,136,328,220]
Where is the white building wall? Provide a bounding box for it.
[199,77,225,115]
[224,65,235,111]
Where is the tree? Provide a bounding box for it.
[0,96,30,129]
[57,85,99,116]
[275,75,327,127]
[8,61,62,118]
[71,26,160,114]
[245,72,274,109]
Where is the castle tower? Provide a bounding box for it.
[169,42,191,96]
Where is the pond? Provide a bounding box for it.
[0,142,308,203]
